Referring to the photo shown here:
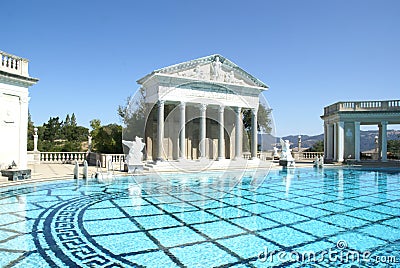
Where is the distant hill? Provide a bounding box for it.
[259,130,400,152]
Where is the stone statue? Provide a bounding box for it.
[273,146,279,159]
[122,137,145,173]
[279,139,295,167]
[211,56,222,81]
[224,70,234,83]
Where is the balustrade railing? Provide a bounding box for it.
[301,152,324,159]
[99,154,125,170]
[40,152,86,163]
[324,100,400,116]
[0,51,29,76]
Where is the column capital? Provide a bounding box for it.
[380,121,388,126]
[218,105,225,113]
[157,100,165,107]
[235,106,242,113]
[199,103,207,112]
[179,101,186,110]
[19,96,30,104]
[251,107,258,115]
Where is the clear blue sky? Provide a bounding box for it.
[2,0,399,136]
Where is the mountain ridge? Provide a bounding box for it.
[259,130,400,152]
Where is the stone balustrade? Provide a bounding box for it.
[324,100,400,116]
[300,152,324,159]
[0,51,30,77]
[99,154,125,170]
[40,152,86,164]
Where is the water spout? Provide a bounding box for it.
[73,161,79,179]
[83,160,88,179]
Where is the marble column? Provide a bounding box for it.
[324,123,329,159]
[251,108,258,159]
[218,105,225,160]
[235,107,242,159]
[327,124,334,159]
[354,121,360,161]
[380,121,388,162]
[199,103,207,159]
[333,123,337,161]
[337,121,344,162]
[179,102,186,159]
[157,100,165,160]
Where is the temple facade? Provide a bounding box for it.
[0,51,38,169]
[136,55,268,161]
[321,100,400,162]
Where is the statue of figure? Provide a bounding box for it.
[211,56,222,81]
[122,137,145,172]
[224,70,234,83]
[273,146,279,159]
[193,65,204,79]
[279,138,295,166]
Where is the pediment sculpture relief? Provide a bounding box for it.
[174,57,246,86]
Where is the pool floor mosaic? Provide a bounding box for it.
[0,168,399,267]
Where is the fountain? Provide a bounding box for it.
[73,162,79,179]
[122,137,145,174]
[1,161,31,181]
[279,139,295,167]
[83,160,88,179]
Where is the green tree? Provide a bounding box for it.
[309,140,324,152]
[90,121,123,153]
[388,139,400,159]
[27,111,35,150]
[70,113,77,126]
[42,117,62,142]
[118,88,149,141]
[242,103,272,134]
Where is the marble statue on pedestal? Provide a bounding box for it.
[122,137,145,173]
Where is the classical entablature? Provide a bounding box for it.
[136,55,268,161]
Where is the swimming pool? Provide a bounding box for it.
[0,167,399,267]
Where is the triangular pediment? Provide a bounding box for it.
[138,54,268,89]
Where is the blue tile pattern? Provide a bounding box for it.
[0,167,399,267]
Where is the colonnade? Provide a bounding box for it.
[324,121,388,162]
[155,100,258,160]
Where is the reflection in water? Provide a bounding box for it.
[337,169,344,200]
[128,183,142,209]
[279,168,295,197]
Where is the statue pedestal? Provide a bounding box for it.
[127,164,144,174]
[279,160,295,167]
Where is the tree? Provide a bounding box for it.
[90,121,123,154]
[242,103,272,134]
[71,113,77,126]
[388,139,400,159]
[27,111,35,151]
[64,114,71,126]
[42,117,62,142]
[308,140,324,152]
[118,88,149,141]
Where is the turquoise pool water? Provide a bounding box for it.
[0,167,399,267]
